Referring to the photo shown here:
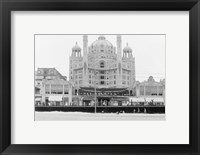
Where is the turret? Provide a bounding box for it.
[123,43,133,58]
[72,42,81,57]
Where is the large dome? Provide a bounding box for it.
[91,36,113,48]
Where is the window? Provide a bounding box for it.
[100,71,105,74]
[100,81,105,85]
[100,61,105,68]
[100,76,105,79]
[64,91,69,94]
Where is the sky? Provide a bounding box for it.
[35,34,165,82]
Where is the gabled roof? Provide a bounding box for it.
[35,68,66,80]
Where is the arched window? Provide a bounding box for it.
[100,61,105,68]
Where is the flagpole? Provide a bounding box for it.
[94,53,97,113]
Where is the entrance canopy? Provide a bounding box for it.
[80,87,128,93]
[49,96,63,101]
[79,87,129,97]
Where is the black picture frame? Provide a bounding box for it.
[0,0,200,154]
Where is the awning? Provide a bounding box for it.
[146,97,164,102]
[129,97,164,102]
[35,98,41,101]
[112,97,128,101]
[129,98,144,102]
[49,96,63,101]
[83,96,94,101]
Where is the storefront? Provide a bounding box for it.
[48,96,63,106]
[35,97,42,106]
[79,87,130,106]
[129,97,164,106]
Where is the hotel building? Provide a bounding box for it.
[69,35,136,92]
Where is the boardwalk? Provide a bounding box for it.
[35,112,165,121]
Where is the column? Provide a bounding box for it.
[50,83,51,94]
[63,84,64,95]
[69,82,72,106]
[41,80,46,104]
[83,35,88,87]
[157,85,159,96]
[117,35,122,87]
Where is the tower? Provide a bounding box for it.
[117,35,122,87]
[83,35,88,86]
[69,42,81,83]
[123,43,135,91]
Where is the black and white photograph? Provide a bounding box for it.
[34,34,165,121]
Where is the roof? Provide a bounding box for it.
[35,68,66,80]
[72,42,81,50]
[123,43,132,52]
[91,36,113,48]
[137,76,165,86]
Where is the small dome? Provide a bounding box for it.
[72,42,81,50]
[123,43,132,52]
[91,36,113,48]
[148,76,155,82]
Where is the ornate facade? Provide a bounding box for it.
[69,35,136,91]
[136,76,165,97]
